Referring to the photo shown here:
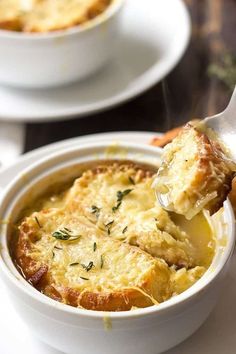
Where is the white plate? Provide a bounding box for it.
[0,131,236,354]
[0,0,190,122]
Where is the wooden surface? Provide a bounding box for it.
[24,0,236,152]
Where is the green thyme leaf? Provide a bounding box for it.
[52,228,81,241]
[34,216,42,228]
[105,220,114,235]
[93,242,97,252]
[117,189,133,201]
[91,205,101,218]
[54,246,63,250]
[81,261,94,272]
[64,227,72,232]
[112,189,133,212]
[129,176,135,185]
[112,201,121,212]
[100,255,104,269]
[69,262,79,266]
[122,226,128,234]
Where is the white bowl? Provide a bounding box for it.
[0,0,124,88]
[0,142,234,354]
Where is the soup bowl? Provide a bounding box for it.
[0,0,124,88]
[0,142,234,354]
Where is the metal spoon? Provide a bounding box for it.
[157,85,236,210]
[204,86,236,160]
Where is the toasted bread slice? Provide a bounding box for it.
[14,161,214,311]
[153,124,235,219]
[65,162,195,268]
[16,213,171,311]
[150,120,200,148]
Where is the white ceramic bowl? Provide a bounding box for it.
[0,0,124,88]
[0,142,235,354]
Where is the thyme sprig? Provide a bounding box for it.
[93,242,97,252]
[105,220,114,235]
[34,216,42,228]
[91,205,101,218]
[112,201,122,213]
[54,246,63,250]
[122,226,128,234]
[81,261,95,272]
[100,255,104,269]
[52,228,81,241]
[69,262,79,266]
[112,189,133,212]
[129,176,135,185]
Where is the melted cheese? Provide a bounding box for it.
[26,214,169,298]
[0,0,112,32]
[15,162,215,310]
[64,165,197,268]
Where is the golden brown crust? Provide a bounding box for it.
[0,19,21,31]
[54,286,157,311]
[150,120,201,148]
[78,289,155,311]
[90,161,156,177]
[15,215,170,311]
[191,128,234,214]
[15,222,40,279]
[15,247,166,311]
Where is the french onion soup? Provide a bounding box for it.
[12,161,216,311]
[0,0,112,33]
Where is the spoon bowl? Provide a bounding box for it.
[156,85,236,211]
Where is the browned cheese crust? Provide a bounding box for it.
[14,162,210,311]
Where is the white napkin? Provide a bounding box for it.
[0,122,25,168]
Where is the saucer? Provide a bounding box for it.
[0,0,190,122]
[0,132,235,354]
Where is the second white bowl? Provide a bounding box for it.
[0,0,124,88]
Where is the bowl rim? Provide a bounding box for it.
[0,0,124,40]
[0,141,235,320]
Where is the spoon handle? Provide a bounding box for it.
[204,86,236,160]
[205,85,236,126]
[221,85,236,119]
